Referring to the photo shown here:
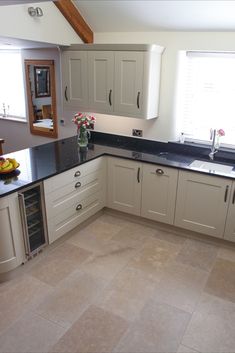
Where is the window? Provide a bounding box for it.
[178,51,235,146]
[0,50,26,119]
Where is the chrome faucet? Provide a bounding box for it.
[209,128,218,160]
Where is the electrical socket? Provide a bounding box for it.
[132,129,143,137]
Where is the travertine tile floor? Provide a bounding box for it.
[0,212,235,353]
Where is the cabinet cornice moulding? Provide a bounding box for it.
[53,0,93,43]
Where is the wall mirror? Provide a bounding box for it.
[34,66,50,98]
[25,59,58,138]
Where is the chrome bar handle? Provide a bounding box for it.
[137,167,141,183]
[65,86,68,101]
[109,89,112,106]
[18,193,30,257]
[224,185,229,203]
[232,189,235,204]
[137,92,140,109]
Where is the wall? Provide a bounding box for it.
[0,48,62,152]
[0,2,81,45]
[91,32,235,142]
[0,1,83,154]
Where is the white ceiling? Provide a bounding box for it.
[0,0,51,5]
[74,0,235,32]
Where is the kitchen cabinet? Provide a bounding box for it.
[107,157,142,215]
[61,44,164,119]
[62,51,88,109]
[174,171,232,238]
[223,181,235,242]
[88,51,114,112]
[141,164,178,224]
[44,157,106,243]
[114,51,144,116]
[0,193,25,273]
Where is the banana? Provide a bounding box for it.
[1,160,10,169]
[2,162,13,171]
[7,158,18,168]
[0,158,19,172]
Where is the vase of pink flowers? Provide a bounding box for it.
[72,112,96,149]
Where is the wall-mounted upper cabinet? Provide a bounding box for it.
[88,51,114,113]
[61,44,164,119]
[114,51,144,116]
[61,51,88,109]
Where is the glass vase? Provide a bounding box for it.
[77,128,89,149]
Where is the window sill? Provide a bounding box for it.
[0,116,27,124]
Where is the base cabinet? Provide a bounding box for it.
[44,157,106,244]
[107,157,142,215]
[141,164,178,224]
[3,155,235,276]
[223,181,235,242]
[174,171,232,238]
[0,193,25,273]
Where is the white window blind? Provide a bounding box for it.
[0,50,26,119]
[180,51,235,145]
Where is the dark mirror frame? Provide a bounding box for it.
[25,59,58,139]
[34,66,51,98]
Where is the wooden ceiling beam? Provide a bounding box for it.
[53,0,93,43]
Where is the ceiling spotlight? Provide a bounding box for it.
[28,7,43,17]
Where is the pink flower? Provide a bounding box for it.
[218,129,225,137]
[72,112,96,130]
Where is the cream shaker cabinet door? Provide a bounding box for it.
[88,51,114,113]
[224,181,235,242]
[114,52,144,116]
[0,193,25,273]
[141,164,178,225]
[175,171,232,238]
[62,51,88,109]
[107,157,142,216]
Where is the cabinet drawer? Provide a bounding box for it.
[44,157,105,193]
[47,191,104,243]
[45,170,103,219]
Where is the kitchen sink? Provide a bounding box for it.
[189,160,234,173]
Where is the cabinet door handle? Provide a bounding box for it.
[156,168,164,175]
[109,89,112,106]
[224,185,229,202]
[76,204,82,211]
[137,92,140,109]
[137,167,141,183]
[75,181,81,189]
[74,170,81,177]
[232,189,235,204]
[18,193,30,256]
[65,86,68,101]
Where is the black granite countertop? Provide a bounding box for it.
[1,132,235,198]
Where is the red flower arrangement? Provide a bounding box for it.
[72,112,96,131]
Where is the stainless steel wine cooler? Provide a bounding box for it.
[18,182,48,258]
